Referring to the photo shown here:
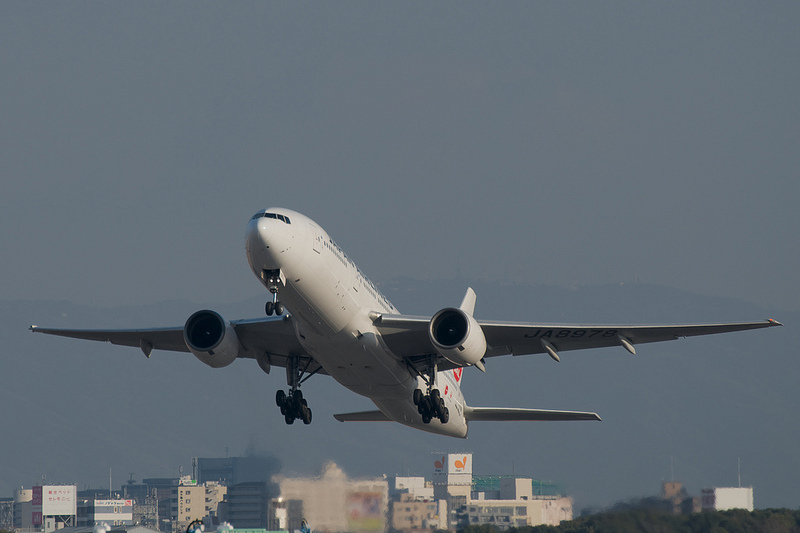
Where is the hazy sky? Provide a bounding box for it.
[2,2,799,512]
[2,2,798,312]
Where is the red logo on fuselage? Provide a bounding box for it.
[453,368,463,382]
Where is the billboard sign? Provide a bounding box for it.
[32,486,77,520]
[432,453,472,486]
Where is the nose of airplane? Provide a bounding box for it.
[245,215,274,262]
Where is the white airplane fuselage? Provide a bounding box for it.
[245,208,469,437]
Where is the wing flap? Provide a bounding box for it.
[333,410,392,422]
[465,406,601,422]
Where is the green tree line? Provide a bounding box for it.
[461,508,800,533]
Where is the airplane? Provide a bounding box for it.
[31,208,782,438]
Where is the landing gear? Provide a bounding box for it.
[277,389,312,425]
[276,355,315,425]
[265,300,284,316]
[408,354,450,424]
[413,387,449,424]
[263,269,284,316]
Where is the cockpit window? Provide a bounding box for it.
[251,211,291,224]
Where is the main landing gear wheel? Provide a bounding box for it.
[277,389,312,425]
[415,388,449,424]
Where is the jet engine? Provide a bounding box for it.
[183,310,240,368]
[428,307,487,366]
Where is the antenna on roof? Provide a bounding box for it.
[738,457,741,487]
[670,456,674,482]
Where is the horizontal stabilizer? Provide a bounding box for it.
[465,406,601,422]
[334,410,391,422]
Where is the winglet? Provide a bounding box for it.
[460,287,477,316]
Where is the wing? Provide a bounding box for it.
[30,315,320,373]
[465,406,601,422]
[375,313,782,365]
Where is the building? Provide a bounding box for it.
[389,478,434,501]
[77,498,134,527]
[275,462,388,533]
[701,487,754,511]
[0,498,13,531]
[53,525,161,533]
[467,476,572,528]
[169,477,227,533]
[387,477,445,533]
[429,453,572,530]
[225,482,272,529]
[197,456,281,487]
[33,485,78,532]
[661,481,701,515]
[14,488,34,530]
[391,494,447,532]
[142,478,178,531]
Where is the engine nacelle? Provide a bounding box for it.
[183,310,240,368]
[429,307,487,366]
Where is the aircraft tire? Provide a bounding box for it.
[413,389,423,406]
[275,302,284,316]
[302,406,312,425]
[440,407,449,424]
[276,390,286,408]
[422,413,432,424]
[430,389,441,404]
[293,392,304,413]
[285,413,295,425]
[265,301,274,316]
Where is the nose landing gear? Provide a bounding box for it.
[265,299,284,316]
[262,269,284,316]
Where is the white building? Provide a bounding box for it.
[77,499,134,527]
[389,477,434,501]
[701,487,754,511]
[14,488,34,530]
[33,485,78,532]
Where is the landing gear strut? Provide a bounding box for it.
[263,269,284,316]
[276,355,313,425]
